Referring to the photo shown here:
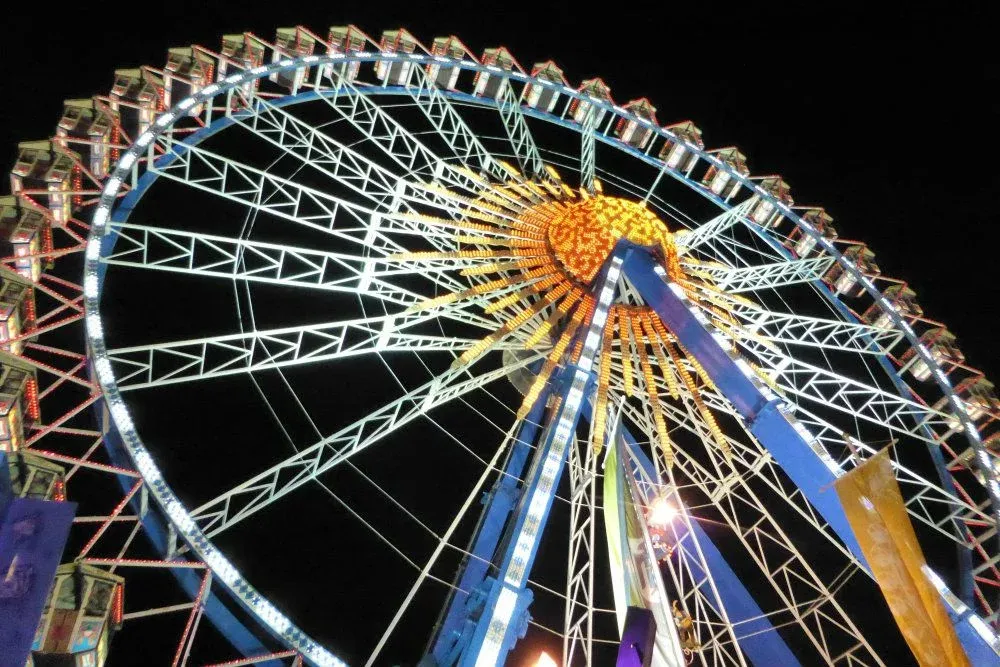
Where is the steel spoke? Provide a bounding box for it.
[189,349,544,538]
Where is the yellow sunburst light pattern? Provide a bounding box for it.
[391,164,764,469]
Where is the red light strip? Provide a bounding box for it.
[172,570,211,667]
[201,651,300,667]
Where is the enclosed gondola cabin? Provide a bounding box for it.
[0,351,40,453]
[29,564,124,667]
[270,27,317,91]
[787,208,837,257]
[218,34,266,99]
[749,176,793,228]
[658,121,703,173]
[376,29,422,86]
[861,284,922,329]
[1,266,37,355]
[473,46,524,99]
[5,450,66,502]
[108,68,163,137]
[569,78,612,127]
[955,376,1000,422]
[524,61,567,113]
[10,142,79,227]
[55,101,113,180]
[985,432,1000,456]
[614,98,657,150]
[0,197,52,282]
[901,328,964,382]
[701,147,749,201]
[220,34,266,72]
[163,48,214,115]
[326,25,372,83]
[960,438,1000,486]
[823,244,879,298]
[427,36,474,91]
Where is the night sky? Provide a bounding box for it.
[5,4,998,665]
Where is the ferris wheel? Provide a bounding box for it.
[3,23,1000,667]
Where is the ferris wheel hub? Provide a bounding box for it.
[540,194,681,285]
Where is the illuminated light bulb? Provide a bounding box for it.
[459,257,545,277]
[535,652,559,667]
[618,310,635,398]
[516,319,580,420]
[523,321,553,349]
[647,315,681,399]
[648,495,678,527]
[453,235,510,246]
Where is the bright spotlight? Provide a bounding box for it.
[648,495,678,527]
[535,651,559,667]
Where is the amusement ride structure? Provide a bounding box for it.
[2,24,1000,667]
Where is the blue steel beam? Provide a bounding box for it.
[459,250,626,666]
[428,378,549,664]
[623,246,1000,664]
[625,249,864,560]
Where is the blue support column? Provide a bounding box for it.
[458,251,627,666]
[428,387,549,664]
[623,247,1000,664]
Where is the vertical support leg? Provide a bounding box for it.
[459,250,626,666]
[428,387,548,663]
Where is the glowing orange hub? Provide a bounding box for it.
[539,195,681,284]
[394,172,740,466]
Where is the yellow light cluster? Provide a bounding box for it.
[544,195,682,284]
[591,307,618,453]
[644,313,680,400]
[664,336,732,462]
[385,168,762,471]
[631,310,674,466]
[516,300,592,420]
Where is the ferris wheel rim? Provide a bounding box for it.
[79,49,999,665]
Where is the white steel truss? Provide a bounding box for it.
[495,78,546,179]
[314,72,525,211]
[104,309,530,390]
[675,198,757,256]
[228,88,513,226]
[563,431,599,665]
[690,255,836,293]
[189,350,544,537]
[401,63,508,182]
[103,223,440,307]
[697,290,904,355]
[616,380,883,666]
[149,134,450,255]
[695,386,989,549]
[743,343,956,447]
